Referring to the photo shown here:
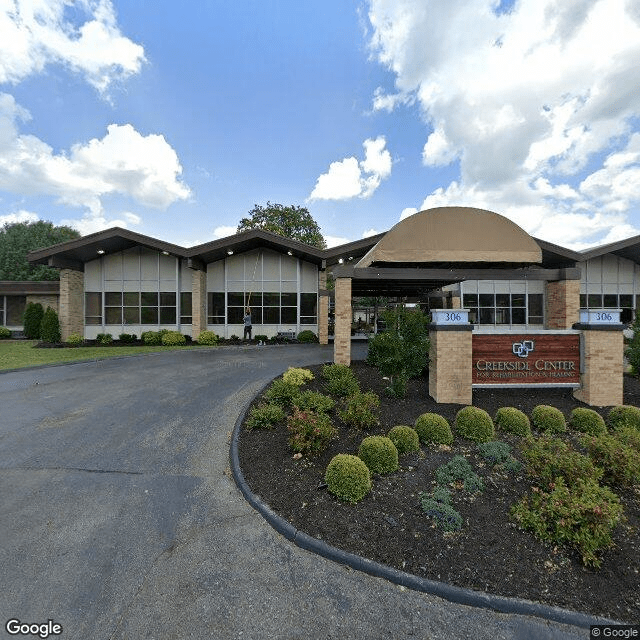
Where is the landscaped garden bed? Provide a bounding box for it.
[238,361,640,623]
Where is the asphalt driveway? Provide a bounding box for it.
[0,345,591,639]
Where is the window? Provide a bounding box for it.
[463,291,543,326]
[207,292,224,324]
[6,296,26,326]
[98,291,178,325]
[85,292,102,325]
[180,292,192,324]
[300,292,317,324]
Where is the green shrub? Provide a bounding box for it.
[161,331,186,346]
[325,454,371,503]
[118,333,137,343]
[40,307,61,343]
[607,405,640,432]
[297,330,318,343]
[477,441,512,466]
[420,491,463,531]
[414,413,453,445]
[339,391,380,429]
[254,334,268,342]
[511,477,623,567]
[521,436,603,490]
[367,308,430,397]
[142,331,162,346]
[322,364,360,397]
[246,403,285,430]
[282,367,314,386]
[0,326,11,339]
[531,405,566,434]
[387,426,420,455]
[23,302,44,339]
[358,436,399,474]
[292,390,334,414]
[435,455,484,492]
[569,408,606,436]
[581,434,640,487]
[287,409,337,455]
[197,330,219,346]
[494,407,531,437]
[613,425,640,452]
[455,406,495,443]
[263,379,301,408]
[65,333,83,346]
[230,334,241,342]
[96,333,113,345]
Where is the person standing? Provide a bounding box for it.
[243,308,252,340]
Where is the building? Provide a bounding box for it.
[1,207,639,341]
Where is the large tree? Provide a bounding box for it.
[237,202,326,249]
[0,220,80,281]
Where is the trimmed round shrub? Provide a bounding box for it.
[292,390,334,413]
[23,302,44,339]
[118,333,137,343]
[358,436,398,474]
[282,367,314,386]
[325,454,371,503]
[246,403,285,430]
[387,426,420,455]
[197,330,219,346]
[455,406,495,443]
[607,405,640,432]
[297,330,318,343]
[142,331,162,346]
[40,307,61,343]
[531,405,566,434]
[96,333,113,345]
[161,331,186,346]
[0,326,11,339]
[339,391,380,429]
[494,407,531,437]
[613,425,640,452]
[264,379,300,408]
[66,333,83,346]
[569,408,607,436]
[414,413,453,445]
[322,364,360,397]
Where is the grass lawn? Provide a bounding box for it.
[0,340,198,371]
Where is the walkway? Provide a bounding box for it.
[0,346,589,639]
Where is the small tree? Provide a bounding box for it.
[23,302,44,339]
[367,307,430,397]
[40,307,61,343]
[625,309,640,376]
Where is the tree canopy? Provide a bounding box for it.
[0,220,80,281]
[237,202,326,249]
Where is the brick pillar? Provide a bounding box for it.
[192,269,207,341]
[318,269,327,290]
[59,269,84,340]
[319,295,329,345]
[429,328,473,404]
[451,295,461,309]
[333,277,352,365]
[573,329,623,406]
[546,279,580,329]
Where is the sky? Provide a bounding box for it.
[1,0,640,251]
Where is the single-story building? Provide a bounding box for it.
[1,206,639,342]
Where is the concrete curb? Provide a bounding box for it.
[230,379,621,631]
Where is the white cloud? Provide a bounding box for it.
[61,212,137,235]
[324,234,352,248]
[0,0,145,95]
[367,0,640,246]
[362,228,381,238]
[0,94,190,226]
[309,136,392,201]
[213,225,238,239]
[0,209,39,227]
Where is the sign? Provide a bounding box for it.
[472,334,580,386]
[579,309,621,324]
[432,309,469,325]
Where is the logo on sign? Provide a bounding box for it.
[513,340,534,358]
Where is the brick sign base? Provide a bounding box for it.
[472,334,580,386]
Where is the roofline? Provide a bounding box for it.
[532,237,583,262]
[579,234,640,260]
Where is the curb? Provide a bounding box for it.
[229,380,621,631]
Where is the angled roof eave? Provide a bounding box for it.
[579,234,640,264]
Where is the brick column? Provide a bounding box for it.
[451,295,461,309]
[318,269,327,290]
[333,277,352,365]
[429,327,473,404]
[59,268,84,340]
[573,329,623,406]
[546,279,580,329]
[319,295,329,345]
[191,269,207,341]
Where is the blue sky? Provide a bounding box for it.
[1,0,640,250]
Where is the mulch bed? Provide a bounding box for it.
[238,362,640,623]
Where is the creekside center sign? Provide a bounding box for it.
[472,334,580,386]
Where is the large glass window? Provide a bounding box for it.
[180,292,192,324]
[98,291,178,325]
[85,292,102,325]
[300,293,317,325]
[6,296,26,326]
[207,292,224,324]
[463,291,543,326]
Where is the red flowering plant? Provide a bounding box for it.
[287,409,337,456]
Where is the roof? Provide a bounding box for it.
[0,281,60,295]
[579,234,640,264]
[357,207,542,267]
